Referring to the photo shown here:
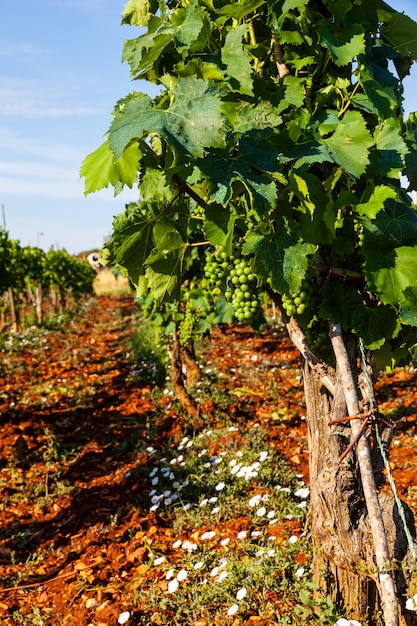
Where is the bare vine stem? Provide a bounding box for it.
[329,322,399,626]
[272,38,290,79]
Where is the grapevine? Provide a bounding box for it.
[81,1,417,621]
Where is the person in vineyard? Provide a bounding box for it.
[82,1,417,623]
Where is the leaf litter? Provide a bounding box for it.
[0,294,415,625]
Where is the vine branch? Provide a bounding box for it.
[272,38,290,79]
[329,322,399,626]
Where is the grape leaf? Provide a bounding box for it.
[320,282,399,348]
[367,117,409,178]
[356,61,398,120]
[352,304,400,350]
[221,25,253,96]
[199,134,279,212]
[400,287,417,326]
[204,204,235,250]
[381,13,417,59]
[121,0,158,26]
[318,111,374,177]
[363,200,417,251]
[140,169,173,203]
[123,33,172,78]
[80,138,141,195]
[243,223,315,294]
[171,0,210,52]
[108,78,226,160]
[364,246,417,306]
[220,0,266,20]
[355,185,397,219]
[144,222,188,301]
[108,220,155,286]
[318,22,365,66]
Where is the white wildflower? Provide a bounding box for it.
[227,604,239,616]
[176,569,188,582]
[167,579,179,593]
[294,487,310,499]
[217,571,228,583]
[295,567,305,577]
[118,611,131,625]
[288,535,298,544]
[406,594,417,610]
[200,530,216,540]
[248,494,262,508]
[236,587,247,600]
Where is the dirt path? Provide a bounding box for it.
[0,294,416,625]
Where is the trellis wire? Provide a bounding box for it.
[359,338,417,562]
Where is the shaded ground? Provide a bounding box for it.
[0,294,416,624]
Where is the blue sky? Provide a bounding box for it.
[1,1,417,254]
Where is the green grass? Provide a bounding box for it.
[128,422,341,625]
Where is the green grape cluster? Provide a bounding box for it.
[179,300,197,345]
[226,257,260,322]
[203,249,230,297]
[203,247,260,323]
[353,219,364,248]
[190,202,205,220]
[281,280,312,318]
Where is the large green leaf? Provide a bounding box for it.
[140,169,173,203]
[355,60,398,120]
[110,220,155,286]
[199,134,279,212]
[123,33,172,78]
[381,13,417,59]
[367,117,409,177]
[400,286,417,326]
[320,282,399,348]
[318,110,374,177]
[405,113,417,191]
[220,0,266,20]
[203,203,235,249]
[364,245,417,306]
[121,0,158,26]
[144,222,188,301]
[318,22,365,66]
[243,222,315,294]
[108,78,226,160]
[221,25,253,96]
[81,138,141,195]
[363,199,417,251]
[355,184,397,219]
[231,102,282,135]
[171,0,210,52]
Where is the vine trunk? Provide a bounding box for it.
[302,349,417,625]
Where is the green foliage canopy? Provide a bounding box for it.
[81,0,417,364]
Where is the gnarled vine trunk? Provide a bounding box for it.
[168,332,202,427]
[302,347,417,625]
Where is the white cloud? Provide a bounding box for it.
[0,78,100,118]
[0,40,47,57]
[0,128,85,163]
